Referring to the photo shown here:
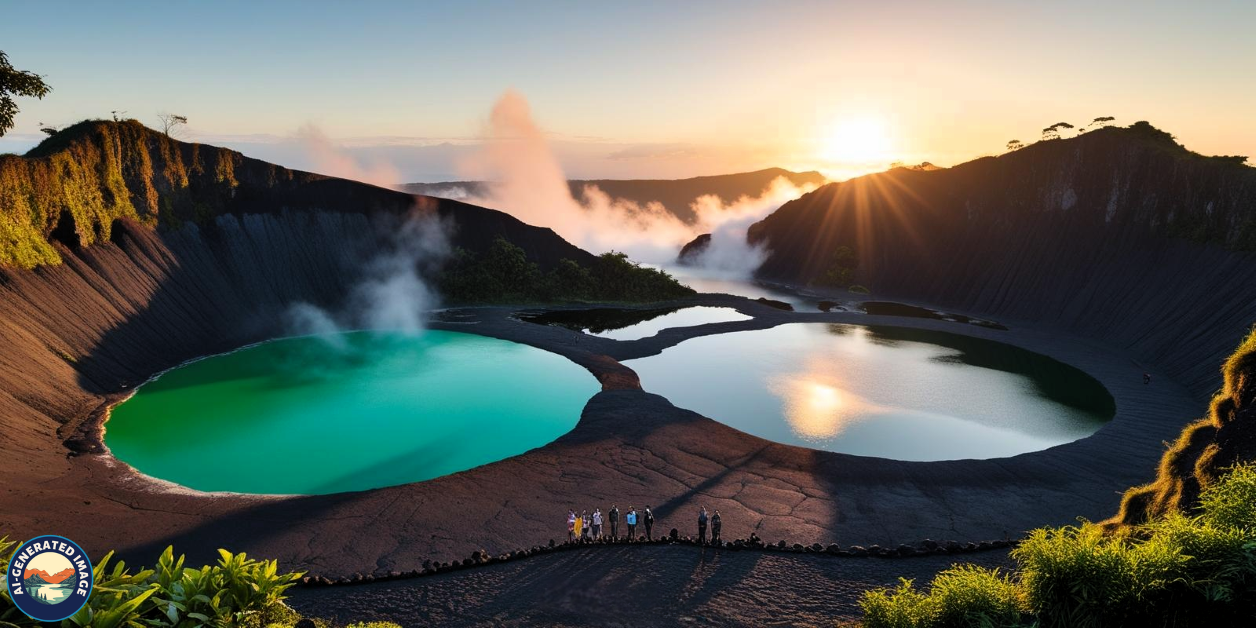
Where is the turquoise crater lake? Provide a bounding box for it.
[105,331,598,495]
[625,324,1115,461]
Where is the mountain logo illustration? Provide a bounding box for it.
[6,535,94,622]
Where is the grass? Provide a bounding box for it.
[858,326,1256,627]
[857,463,1256,628]
[0,119,234,268]
[1110,327,1256,527]
[861,565,1025,628]
[438,237,694,304]
[0,537,391,628]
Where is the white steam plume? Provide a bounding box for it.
[298,124,401,188]
[285,126,450,343]
[285,212,449,344]
[457,90,817,272]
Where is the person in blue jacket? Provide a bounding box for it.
[626,506,638,540]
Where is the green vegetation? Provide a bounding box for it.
[860,327,1256,627]
[0,51,51,138]
[848,284,870,294]
[0,119,242,268]
[814,245,860,289]
[438,237,695,304]
[862,565,1024,627]
[858,463,1256,628]
[0,119,692,307]
[0,536,392,628]
[1112,328,1256,527]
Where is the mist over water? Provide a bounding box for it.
[279,91,819,331]
[285,212,450,344]
[457,90,816,273]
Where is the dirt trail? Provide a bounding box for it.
[289,545,1013,627]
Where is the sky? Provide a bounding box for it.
[1,0,1253,182]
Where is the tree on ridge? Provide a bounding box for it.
[0,51,52,138]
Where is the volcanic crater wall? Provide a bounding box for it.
[750,125,1256,399]
[0,121,590,485]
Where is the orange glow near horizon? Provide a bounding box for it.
[820,117,894,165]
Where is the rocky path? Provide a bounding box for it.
[288,544,1014,627]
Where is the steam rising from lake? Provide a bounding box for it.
[285,212,450,344]
[457,90,816,273]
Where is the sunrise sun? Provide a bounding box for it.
[820,116,894,165]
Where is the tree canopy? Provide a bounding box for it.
[1041,121,1075,141]
[0,51,51,137]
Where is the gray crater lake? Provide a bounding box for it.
[624,323,1115,460]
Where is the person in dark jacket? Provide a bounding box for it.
[609,504,620,539]
[697,507,709,545]
[644,505,655,540]
[711,510,722,544]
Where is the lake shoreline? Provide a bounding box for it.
[4,291,1200,581]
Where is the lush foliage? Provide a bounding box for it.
[814,245,860,289]
[438,237,694,304]
[1112,328,1256,527]
[1,538,303,628]
[859,464,1256,628]
[861,565,1025,628]
[0,51,51,137]
[0,119,243,268]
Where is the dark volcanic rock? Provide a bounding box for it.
[755,297,793,311]
[676,233,712,265]
[0,121,1224,596]
[749,124,1256,398]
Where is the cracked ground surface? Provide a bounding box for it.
[1,294,1201,587]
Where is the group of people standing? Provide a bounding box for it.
[567,505,656,541]
[566,505,723,545]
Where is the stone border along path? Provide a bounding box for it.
[295,531,1015,587]
[287,540,1019,627]
[25,291,1203,580]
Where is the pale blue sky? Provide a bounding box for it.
[2,0,1253,180]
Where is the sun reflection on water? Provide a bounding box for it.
[770,360,885,441]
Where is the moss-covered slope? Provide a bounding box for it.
[0,119,593,269]
[1109,328,1256,526]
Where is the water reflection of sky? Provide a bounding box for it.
[625,323,1112,461]
[655,264,816,308]
[583,307,751,340]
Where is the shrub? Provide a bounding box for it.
[860,565,1026,628]
[1198,461,1256,531]
[858,465,1256,627]
[1,539,303,627]
[814,245,859,288]
[848,284,871,294]
[1014,523,1186,627]
[439,238,694,304]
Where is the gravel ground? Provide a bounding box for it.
[289,545,1014,627]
